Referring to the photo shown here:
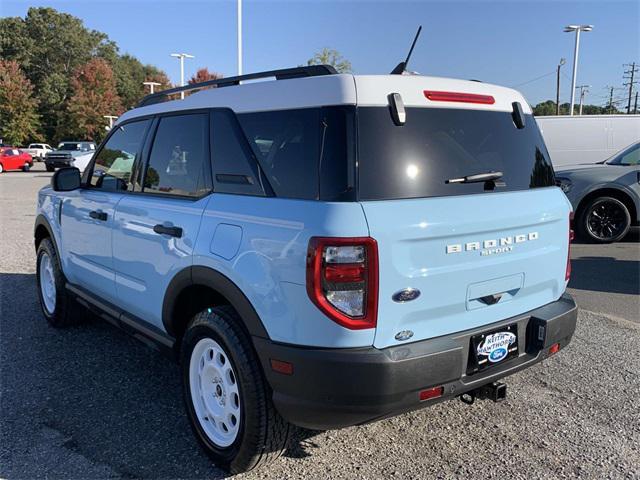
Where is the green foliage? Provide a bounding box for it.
[533,100,622,116]
[0,7,170,143]
[0,60,41,145]
[307,48,352,73]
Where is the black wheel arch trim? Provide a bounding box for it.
[34,214,61,255]
[162,265,270,340]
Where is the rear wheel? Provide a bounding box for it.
[22,163,31,172]
[0,163,4,173]
[36,238,82,327]
[577,196,631,243]
[181,306,293,474]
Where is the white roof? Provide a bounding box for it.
[117,73,531,125]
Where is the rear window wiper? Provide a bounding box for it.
[446,171,503,184]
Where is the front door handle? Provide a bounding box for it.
[153,224,183,238]
[89,210,107,221]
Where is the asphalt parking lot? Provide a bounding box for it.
[1,163,639,479]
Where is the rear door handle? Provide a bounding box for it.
[89,210,107,221]
[153,224,183,238]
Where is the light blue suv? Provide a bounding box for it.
[34,66,578,473]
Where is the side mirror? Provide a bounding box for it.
[51,167,81,191]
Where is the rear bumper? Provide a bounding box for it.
[253,293,577,430]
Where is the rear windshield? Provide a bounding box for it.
[357,107,555,200]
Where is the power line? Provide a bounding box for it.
[512,70,556,87]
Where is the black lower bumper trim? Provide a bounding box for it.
[253,293,577,430]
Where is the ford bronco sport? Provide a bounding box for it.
[34,65,577,474]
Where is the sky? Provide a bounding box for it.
[2,0,639,107]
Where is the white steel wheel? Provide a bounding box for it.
[39,251,57,314]
[189,337,241,448]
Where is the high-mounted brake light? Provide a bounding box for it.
[424,90,496,105]
[566,212,574,281]
[306,237,378,330]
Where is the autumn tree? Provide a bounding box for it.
[188,67,224,85]
[0,60,41,145]
[307,48,352,73]
[67,58,122,142]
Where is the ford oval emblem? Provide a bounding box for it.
[395,330,414,341]
[392,288,421,303]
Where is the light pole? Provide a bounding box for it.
[170,53,195,99]
[143,81,161,94]
[237,0,243,76]
[556,58,566,115]
[103,115,118,131]
[575,85,590,115]
[564,24,593,116]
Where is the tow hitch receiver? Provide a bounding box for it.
[460,382,507,405]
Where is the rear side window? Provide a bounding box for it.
[210,110,265,196]
[89,119,150,191]
[357,107,555,200]
[238,109,321,200]
[143,113,210,198]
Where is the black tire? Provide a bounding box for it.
[22,164,31,172]
[46,165,55,172]
[576,196,631,243]
[0,163,4,173]
[36,237,82,327]
[181,305,293,474]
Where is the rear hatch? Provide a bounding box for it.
[355,91,571,349]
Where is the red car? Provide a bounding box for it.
[0,147,34,173]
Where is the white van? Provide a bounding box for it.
[536,115,640,167]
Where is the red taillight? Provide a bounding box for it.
[419,386,444,401]
[306,237,378,330]
[549,343,560,355]
[424,90,495,105]
[566,212,574,281]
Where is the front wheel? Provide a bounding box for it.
[181,306,293,474]
[577,196,631,243]
[0,163,4,173]
[46,165,55,172]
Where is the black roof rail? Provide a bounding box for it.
[137,64,338,107]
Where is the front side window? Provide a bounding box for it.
[89,120,150,191]
[609,143,640,166]
[143,113,210,198]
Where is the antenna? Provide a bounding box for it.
[390,25,423,75]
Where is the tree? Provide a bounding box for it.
[307,48,352,73]
[67,58,122,142]
[533,100,621,116]
[0,60,40,145]
[188,67,223,85]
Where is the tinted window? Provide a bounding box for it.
[89,120,150,191]
[211,110,264,196]
[609,143,640,165]
[238,109,321,200]
[357,107,555,200]
[144,114,209,197]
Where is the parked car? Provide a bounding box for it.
[555,141,639,243]
[44,141,96,172]
[0,147,34,173]
[537,114,640,167]
[34,66,577,474]
[23,143,54,160]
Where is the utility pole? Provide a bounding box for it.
[606,86,615,114]
[634,91,638,114]
[564,25,593,115]
[575,85,590,115]
[623,62,638,114]
[170,53,195,99]
[556,58,566,115]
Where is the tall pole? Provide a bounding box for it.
[237,0,243,76]
[564,25,593,116]
[556,58,565,115]
[569,29,580,116]
[171,53,195,99]
[623,62,637,114]
[575,85,589,115]
[634,92,638,114]
[608,86,614,114]
[143,81,161,94]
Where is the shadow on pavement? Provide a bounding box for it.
[0,272,315,479]
[569,256,640,295]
